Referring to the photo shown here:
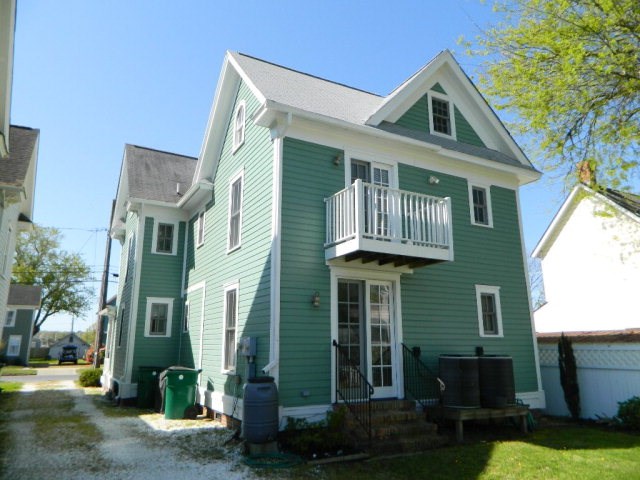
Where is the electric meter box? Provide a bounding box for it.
[239,337,257,357]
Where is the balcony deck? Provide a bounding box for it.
[325,180,453,268]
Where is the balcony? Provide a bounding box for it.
[325,180,453,268]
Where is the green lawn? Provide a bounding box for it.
[0,365,37,376]
[288,426,640,480]
[29,358,91,367]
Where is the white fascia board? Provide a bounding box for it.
[112,149,130,231]
[267,104,539,186]
[366,50,531,168]
[532,184,585,259]
[366,50,447,126]
[194,51,268,186]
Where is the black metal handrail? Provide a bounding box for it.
[401,343,445,409]
[332,340,373,443]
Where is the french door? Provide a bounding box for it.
[337,278,397,398]
[351,160,392,238]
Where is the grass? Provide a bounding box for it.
[0,381,23,394]
[29,358,91,367]
[0,365,37,376]
[288,425,640,480]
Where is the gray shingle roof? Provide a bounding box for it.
[231,52,383,125]
[0,126,39,187]
[603,188,640,218]
[8,284,42,307]
[125,144,197,203]
[231,52,534,172]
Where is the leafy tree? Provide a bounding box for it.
[472,0,639,187]
[12,226,93,335]
[558,333,580,419]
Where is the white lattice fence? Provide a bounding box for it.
[539,343,640,418]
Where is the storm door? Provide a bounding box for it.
[337,279,397,399]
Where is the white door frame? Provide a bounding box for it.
[330,265,404,402]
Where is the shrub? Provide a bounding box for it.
[280,407,349,457]
[618,396,640,430]
[78,368,102,387]
[558,333,580,419]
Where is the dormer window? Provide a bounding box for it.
[431,97,451,135]
[233,101,246,152]
[429,92,456,139]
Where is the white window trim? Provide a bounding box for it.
[226,169,244,253]
[151,219,179,255]
[7,335,22,356]
[144,297,174,338]
[221,282,239,374]
[182,300,189,333]
[428,92,456,140]
[117,302,126,348]
[232,100,246,153]
[468,182,494,228]
[475,285,504,338]
[196,211,205,248]
[5,309,16,328]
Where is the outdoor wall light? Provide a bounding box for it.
[311,291,320,307]
[333,153,342,166]
[429,175,440,185]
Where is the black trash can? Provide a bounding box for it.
[137,366,164,409]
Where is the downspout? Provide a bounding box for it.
[262,112,290,380]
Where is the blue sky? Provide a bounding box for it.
[11,0,570,332]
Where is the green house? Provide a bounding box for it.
[1,284,41,366]
[103,50,545,425]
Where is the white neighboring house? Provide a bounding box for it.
[48,333,90,360]
[532,184,640,333]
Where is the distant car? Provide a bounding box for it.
[58,345,78,365]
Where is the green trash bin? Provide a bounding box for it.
[137,366,163,409]
[160,366,201,419]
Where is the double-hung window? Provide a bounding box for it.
[182,301,189,333]
[475,285,503,337]
[223,285,238,372]
[227,172,243,252]
[468,184,493,227]
[145,298,173,337]
[152,220,177,254]
[117,304,126,347]
[5,310,16,328]
[7,335,21,356]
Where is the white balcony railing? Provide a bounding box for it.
[325,179,453,262]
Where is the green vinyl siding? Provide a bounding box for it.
[454,106,485,147]
[0,309,34,364]
[397,163,537,393]
[113,211,138,380]
[131,217,186,374]
[394,94,486,148]
[279,137,344,407]
[431,82,447,94]
[396,95,429,131]
[184,80,273,396]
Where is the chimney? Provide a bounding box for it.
[577,161,597,188]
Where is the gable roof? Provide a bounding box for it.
[7,284,42,308]
[0,125,39,187]
[533,183,640,258]
[194,51,539,188]
[49,332,90,348]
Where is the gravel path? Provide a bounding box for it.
[1,380,261,479]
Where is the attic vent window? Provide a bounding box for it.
[431,97,451,136]
[233,101,246,152]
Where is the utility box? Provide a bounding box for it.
[238,337,257,357]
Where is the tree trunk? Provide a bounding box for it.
[558,333,580,420]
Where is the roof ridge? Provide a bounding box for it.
[126,143,197,160]
[9,124,39,132]
[234,51,383,98]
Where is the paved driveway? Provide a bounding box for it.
[0,379,260,479]
[5,365,86,383]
